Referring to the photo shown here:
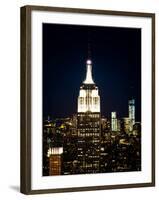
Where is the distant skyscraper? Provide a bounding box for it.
[48,147,63,175]
[111,112,118,131]
[77,59,101,174]
[128,99,135,131]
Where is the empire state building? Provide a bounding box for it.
[77,59,101,174]
[77,59,100,113]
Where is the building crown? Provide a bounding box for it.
[83,59,94,84]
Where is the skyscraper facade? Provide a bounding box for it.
[77,59,101,174]
[128,99,135,131]
[48,147,63,175]
[111,112,118,131]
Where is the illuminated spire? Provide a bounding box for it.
[83,59,94,84]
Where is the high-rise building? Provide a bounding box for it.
[128,99,135,131]
[121,117,130,134]
[111,112,118,131]
[77,59,101,174]
[48,147,63,175]
[77,59,100,113]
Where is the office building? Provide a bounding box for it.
[48,147,63,175]
[111,112,118,131]
[128,99,135,131]
[77,59,101,174]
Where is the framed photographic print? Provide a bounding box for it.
[20,5,155,194]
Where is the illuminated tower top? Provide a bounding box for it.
[77,59,100,113]
[83,60,94,84]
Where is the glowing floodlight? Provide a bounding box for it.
[86,59,92,65]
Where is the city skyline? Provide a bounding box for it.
[43,23,141,121]
[43,23,141,176]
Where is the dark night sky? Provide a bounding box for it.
[43,23,141,121]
